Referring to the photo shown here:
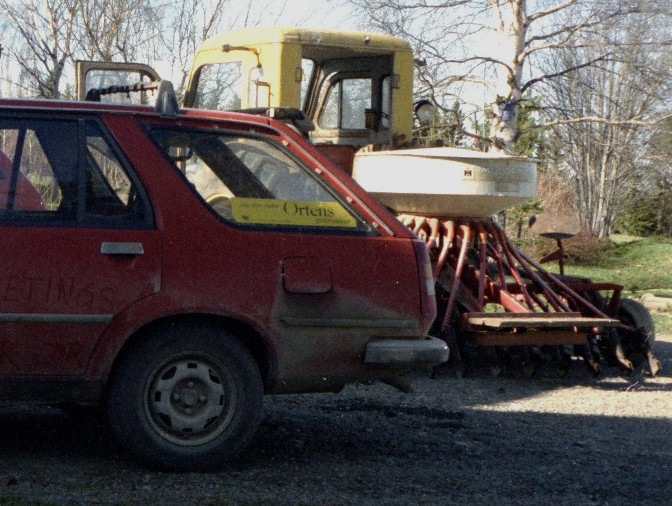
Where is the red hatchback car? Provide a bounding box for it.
[0,85,446,470]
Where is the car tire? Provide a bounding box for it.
[107,323,263,471]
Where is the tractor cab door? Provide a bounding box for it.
[302,53,399,174]
[305,55,396,148]
[75,60,162,104]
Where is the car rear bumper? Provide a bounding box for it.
[364,336,449,367]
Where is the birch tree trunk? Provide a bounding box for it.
[488,0,527,153]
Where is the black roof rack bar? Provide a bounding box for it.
[84,81,159,102]
[84,79,181,118]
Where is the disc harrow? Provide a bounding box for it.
[398,215,661,377]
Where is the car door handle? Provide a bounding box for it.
[100,242,144,255]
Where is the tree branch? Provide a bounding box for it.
[527,0,579,24]
[522,112,672,133]
[521,53,612,94]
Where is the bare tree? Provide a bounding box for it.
[542,15,671,237]
[74,0,161,62]
[0,0,78,98]
[159,0,288,98]
[646,118,672,237]
[158,0,230,96]
[0,0,291,100]
[343,0,672,237]
[344,0,668,154]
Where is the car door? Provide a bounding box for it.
[144,123,425,386]
[0,114,161,376]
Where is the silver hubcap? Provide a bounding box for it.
[145,355,236,446]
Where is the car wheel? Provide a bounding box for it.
[107,323,263,471]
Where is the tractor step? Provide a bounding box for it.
[465,312,620,330]
[465,312,620,347]
[471,331,591,347]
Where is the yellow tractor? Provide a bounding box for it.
[77,26,425,174]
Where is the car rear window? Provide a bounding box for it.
[147,126,372,232]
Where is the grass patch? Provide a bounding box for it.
[537,236,672,293]
[653,313,672,333]
[609,233,642,244]
[524,235,672,333]
[651,297,672,333]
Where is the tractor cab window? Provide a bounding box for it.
[300,58,315,110]
[319,77,372,130]
[380,75,393,129]
[193,62,242,110]
[83,69,156,105]
[247,64,269,108]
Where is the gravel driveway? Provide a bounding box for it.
[1,333,671,505]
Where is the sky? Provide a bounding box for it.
[152,0,363,85]
[261,0,358,30]
[148,0,361,83]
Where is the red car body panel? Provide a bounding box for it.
[0,99,439,398]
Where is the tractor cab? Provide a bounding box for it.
[77,27,413,174]
[76,27,416,173]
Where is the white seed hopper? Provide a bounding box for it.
[352,147,537,217]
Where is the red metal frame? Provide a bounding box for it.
[400,215,625,339]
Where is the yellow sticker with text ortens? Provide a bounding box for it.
[231,198,357,228]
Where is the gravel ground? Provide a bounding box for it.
[1,333,672,505]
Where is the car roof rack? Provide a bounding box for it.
[84,79,181,118]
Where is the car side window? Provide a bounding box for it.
[85,122,145,220]
[0,122,78,218]
[148,127,370,232]
[0,118,151,227]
